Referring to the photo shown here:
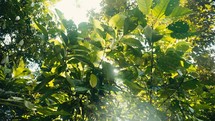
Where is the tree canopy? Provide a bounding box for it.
[0,0,214,120]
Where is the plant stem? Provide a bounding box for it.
[149,42,154,104]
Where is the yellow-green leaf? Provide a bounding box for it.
[13,58,31,78]
[24,100,36,110]
[109,13,126,29]
[152,0,170,18]
[169,6,192,17]
[90,74,97,88]
[137,0,152,15]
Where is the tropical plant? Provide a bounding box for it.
[0,0,214,120]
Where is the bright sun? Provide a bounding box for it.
[54,0,101,25]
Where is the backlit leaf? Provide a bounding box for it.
[152,0,170,18]
[90,74,97,88]
[137,0,152,15]
[24,100,36,110]
[175,41,190,53]
[169,6,192,17]
[121,37,142,48]
[13,58,31,78]
[165,0,179,16]
[109,13,126,29]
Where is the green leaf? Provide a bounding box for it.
[144,26,163,42]
[60,31,68,44]
[66,73,74,87]
[109,13,126,29]
[40,89,59,101]
[182,79,200,89]
[127,46,142,57]
[34,75,55,92]
[55,9,65,20]
[102,62,114,81]
[67,30,78,45]
[12,58,31,78]
[124,80,142,91]
[62,19,77,31]
[78,22,93,37]
[71,55,94,68]
[123,18,138,35]
[75,86,89,92]
[37,107,70,116]
[168,21,189,33]
[168,21,190,39]
[93,19,104,31]
[131,8,147,28]
[165,0,179,16]
[121,37,142,48]
[157,48,182,72]
[144,25,153,41]
[175,41,190,53]
[137,0,152,15]
[152,30,163,42]
[152,0,170,18]
[89,41,103,50]
[118,67,138,81]
[90,74,97,88]
[101,24,115,38]
[24,100,36,110]
[33,19,48,40]
[169,6,192,17]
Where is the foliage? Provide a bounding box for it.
[0,0,214,120]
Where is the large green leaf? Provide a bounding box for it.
[157,48,182,72]
[152,0,170,18]
[169,6,192,17]
[168,21,189,33]
[137,0,152,15]
[144,25,163,42]
[175,41,190,54]
[101,24,116,38]
[123,17,138,35]
[123,8,146,35]
[109,13,126,29]
[144,25,153,41]
[152,30,163,42]
[164,0,179,16]
[168,21,191,39]
[121,37,142,48]
[131,8,147,28]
